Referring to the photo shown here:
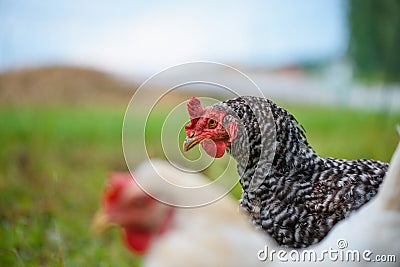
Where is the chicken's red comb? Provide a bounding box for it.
[103,172,134,209]
[185,97,204,134]
[108,172,134,190]
[187,97,204,119]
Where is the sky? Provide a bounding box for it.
[0,0,348,76]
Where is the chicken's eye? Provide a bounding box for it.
[207,119,217,129]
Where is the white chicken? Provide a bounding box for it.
[92,159,275,267]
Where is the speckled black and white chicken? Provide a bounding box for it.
[275,139,400,266]
[183,96,389,248]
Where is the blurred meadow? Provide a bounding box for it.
[1,0,400,266]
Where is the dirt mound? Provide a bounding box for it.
[0,66,137,106]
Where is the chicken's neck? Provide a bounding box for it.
[221,96,323,192]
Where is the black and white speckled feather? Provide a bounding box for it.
[214,96,388,248]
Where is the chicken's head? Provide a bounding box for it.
[183,97,237,158]
[92,172,174,255]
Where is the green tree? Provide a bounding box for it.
[348,0,400,83]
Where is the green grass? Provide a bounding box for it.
[0,106,139,266]
[286,105,399,161]
[0,104,399,266]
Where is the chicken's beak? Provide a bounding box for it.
[183,135,204,152]
[91,209,113,234]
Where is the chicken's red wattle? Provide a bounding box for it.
[201,139,226,158]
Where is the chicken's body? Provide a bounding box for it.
[144,198,267,267]
[93,160,273,267]
[184,96,388,248]
[275,140,400,266]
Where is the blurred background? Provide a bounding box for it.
[0,0,399,266]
